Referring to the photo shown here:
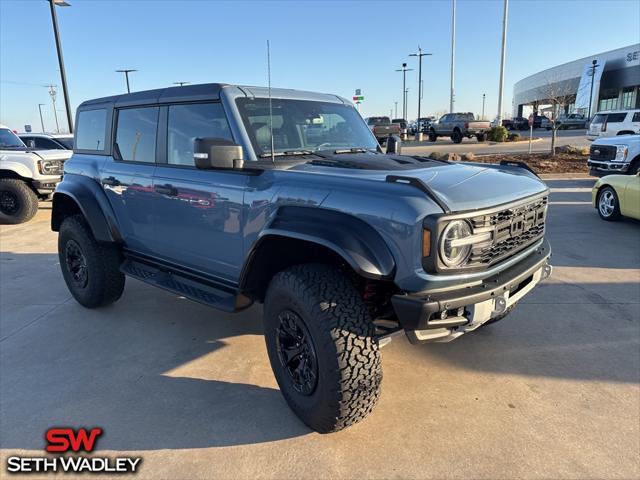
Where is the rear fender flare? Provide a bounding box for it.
[52,174,122,243]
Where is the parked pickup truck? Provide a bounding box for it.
[588,134,640,176]
[52,83,552,433]
[365,116,401,143]
[555,113,587,130]
[428,112,490,143]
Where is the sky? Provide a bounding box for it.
[1,0,639,132]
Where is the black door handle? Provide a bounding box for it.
[102,176,120,187]
[155,184,178,196]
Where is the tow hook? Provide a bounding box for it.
[541,263,553,280]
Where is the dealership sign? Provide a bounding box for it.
[6,427,142,474]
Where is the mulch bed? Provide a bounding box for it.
[469,152,589,174]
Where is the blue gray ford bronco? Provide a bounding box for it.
[52,83,552,433]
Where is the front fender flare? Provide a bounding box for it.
[246,206,396,280]
[52,174,122,243]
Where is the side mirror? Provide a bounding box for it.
[386,135,402,154]
[194,138,244,170]
[26,140,36,148]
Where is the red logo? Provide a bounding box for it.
[45,428,103,453]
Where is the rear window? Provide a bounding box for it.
[367,117,390,125]
[606,113,627,123]
[592,114,607,124]
[76,109,107,151]
[633,112,640,122]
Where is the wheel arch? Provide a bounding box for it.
[52,174,122,243]
[239,206,396,301]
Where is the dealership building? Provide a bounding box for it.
[513,44,640,118]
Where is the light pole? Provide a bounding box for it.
[482,93,486,120]
[38,104,46,132]
[588,59,599,118]
[395,63,413,121]
[496,0,509,127]
[450,0,456,113]
[394,102,398,119]
[116,69,137,93]
[173,81,190,87]
[48,0,73,133]
[47,85,60,133]
[409,46,432,141]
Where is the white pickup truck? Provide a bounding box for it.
[0,124,72,224]
[587,134,640,176]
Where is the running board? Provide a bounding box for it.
[121,258,240,312]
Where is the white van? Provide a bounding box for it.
[587,109,640,140]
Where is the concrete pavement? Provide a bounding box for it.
[1,178,639,479]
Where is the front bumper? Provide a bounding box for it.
[587,159,629,176]
[391,239,551,343]
[33,177,62,194]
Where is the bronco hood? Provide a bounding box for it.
[29,149,73,161]
[292,153,548,212]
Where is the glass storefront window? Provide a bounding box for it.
[621,88,637,109]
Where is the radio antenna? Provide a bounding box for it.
[267,40,275,165]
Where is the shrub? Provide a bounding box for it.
[443,153,461,161]
[428,152,443,160]
[508,133,521,141]
[488,126,508,142]
[462,152,476,161]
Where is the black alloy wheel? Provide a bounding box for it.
[276,310,318,396]
[0,190,19,216]
[65,239,89,288]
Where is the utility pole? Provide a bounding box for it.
[496,0,509,126]
[394,102,398,119]
[450,0,456,113]
[482,93,486,120]
[588,59,599,118]
[405,88,409,119]
[38,104,46,132]
[48,0,73,133]
[409,47,432,141]
[116,69,137,93]
[173,81,190,87]
[47,85,60,133]
[395,63,413,121]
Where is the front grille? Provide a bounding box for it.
[467,196,547,267]
[589,144,616,161]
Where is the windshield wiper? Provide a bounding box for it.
[333,148,375,154]
[259,150,326,159]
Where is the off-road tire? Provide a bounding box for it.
[452,129,463,144]
[597,186,621,221]
[482,302,518,327]
[58,215,125,308]
[428,131,437,142]
[0,179,38,224]
[264,264,382,433]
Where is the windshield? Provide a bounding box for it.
[236,98,378,156]
[0,128,27,149]
[56,137,74,149]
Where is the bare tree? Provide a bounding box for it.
[537,77,576,156]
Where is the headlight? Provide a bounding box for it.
[439,220,473,267]
[614,145,629,162]
[38,160,62,175]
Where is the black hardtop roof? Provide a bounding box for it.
[78,83,228,109]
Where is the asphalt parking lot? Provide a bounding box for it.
[1,177,639,479]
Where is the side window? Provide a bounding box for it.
[440,114,449,122]
[114,107,159,163]
[606,113,627,123]
[633,112,640,122]
[76,109,107,151]
[167,103,233,166]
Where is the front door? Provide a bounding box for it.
[152,102,248,283]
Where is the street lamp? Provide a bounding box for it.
[496,0,509,127]
[38,104,46,132]
[116,69,137,93]
[409,46,432,141]
[588,59,600,118]
[395,63,413,121]
[48,0,73,133]
[173,81,190,87]
[47,85,60,133]
[482,93,486,120]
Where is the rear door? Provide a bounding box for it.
[603,112,627,137]
[631,112,640,133]
[152,102,248,282]
[100,106,159,253]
